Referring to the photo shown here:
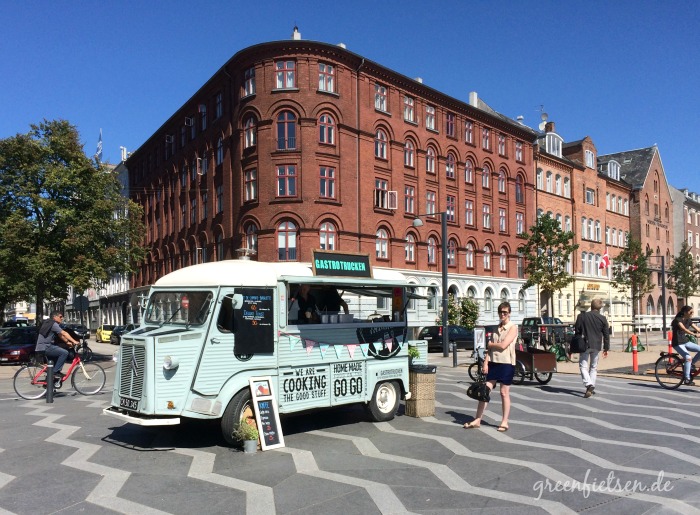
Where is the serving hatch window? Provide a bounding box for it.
[145,291,213,326]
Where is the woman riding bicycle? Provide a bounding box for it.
[671,306,700,386]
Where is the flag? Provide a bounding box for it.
[599,247,610,269]
[95,129,103,162]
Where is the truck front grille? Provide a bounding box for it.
[119,344,146,399]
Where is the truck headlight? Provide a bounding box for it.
[163,356,179,370]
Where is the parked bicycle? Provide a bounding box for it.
[468,348,486,382]
[13,346,106,399]
[546,331,579,363]
[654,351,700,390]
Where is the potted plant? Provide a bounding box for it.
[408,345,420,366]
[233,421,259,453]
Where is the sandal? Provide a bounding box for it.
[464,421,481,429]
[497,425,509,432]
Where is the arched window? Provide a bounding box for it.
[277,221,297,261]
[500,288,509,303]
[405,234,415,262]
[244,116,257,148]
[404,140,415,167]
[563,177,570,197]
[375,129,388,159]
[376,228,389,259]
[245,223,258,254]
[446,152,456,179]
[546,171,552,192]
[465,158,474,183]
[427,286,438,310]
[465,243,474,268]
[518,291,525,312]
[428,236,437,264]
[536,168,543,189]
[581,217,588,239]
[215,233,224,261]
[319,114,335,144]
[515,175,524,202]
[555,174,561,195]
[467,286,477,299]
[276,111,296,150]
[498,168,506,192]
[426,146,436,174]
[320,221,336,250]
[500,247,507,271]
[581,252,587,276]
[483,245,492,270]
[484,288,493,313]
[482,164,491,188]
[447,238,457,266]
[646,296,655,315]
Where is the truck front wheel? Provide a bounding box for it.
[366,381,400,422]
[221,389,255,446]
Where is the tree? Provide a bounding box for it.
[518,214,579,318]
[0,119,146,319]
[437,294,480,328]
[668,241,700,306]
[610,236,653,319]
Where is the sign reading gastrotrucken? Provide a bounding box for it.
[312,250,372,278]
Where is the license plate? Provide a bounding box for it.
[0,358,7,361]
[120,397,139,410]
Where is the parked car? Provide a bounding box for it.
[0,327,38,364]
[417,325,474,351]
[110,324,136,345]
[60,323,90,340]
[3,319,30,327]
[520,317,573,348]
[95,324,116,343]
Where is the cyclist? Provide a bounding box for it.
[35,311,79,382]
[671,306,700,386]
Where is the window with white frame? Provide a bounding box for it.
[375,228,389,259]
[319,166,336,199]
[426,190,436,215]
[565,216,571,232]
[581,217,588,239]
[246,223,258,253]
[245,168,257,201]
[482,127,491,150]
[515,175,524,203]
[466,243,474,268]
[484,288,493,313]
[275,60,296,89]
[465,158,474,183]
[445,153,455,178]
[465,200,474,226]
[585,188,595,205]
[318,63,335,92]
[483,246,492,270]
[607,160,620,180]
[556,213,562,229]
[482,164,490,188]
[244,116,257,148]
[497,134,506,155]
[500,248,507,271]
[276,165,296,197]
[465,120,474,144]
[320,222,336,250]
[515,141,523,161]
[403,96,414,122]
[277,221,297,261]
[426,146,436,174]
[426,105,435,130]
[374,84,388,111]
[498,169,506,192]
[404,186,415,214]
[516,212,524,234]
[607,193,612,210]
[482,204,491,229]
[564,177,570,197]
[555,175,561,195]
[244,67,256,96]
[374,179,389,208]
[536,168,543,189]
[404,140,415,167]
[277,111,297,150]
[447,239,456,266]
[689,231,694,246]
[546,171,552,192]
[405,234,415,262]
[427,237,437,264]
[446,195,456,222]
[499,208,506,232]
[545,133,562,157]
[375,129,387,159]
[585,149,595,168]
[319,114,335,144]
[595,220,601,242]
[446,113,455,137]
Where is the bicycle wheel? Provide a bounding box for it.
[13,365,48,400]
[468,362,482,382]
[75,345,93,363]
[654,354,684,390]
[513,361,526,385]
[564,342,580,363]
[534,372,553,384]
[71,362,106,395]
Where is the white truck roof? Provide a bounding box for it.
[154,260,408,288]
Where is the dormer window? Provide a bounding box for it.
[545,133,563,158]
[607,160,620,180]
[585,149,595,168]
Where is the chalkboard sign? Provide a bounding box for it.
[234,288,274,354]
[249,376,285,451]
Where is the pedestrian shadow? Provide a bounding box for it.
[538,385,583,396]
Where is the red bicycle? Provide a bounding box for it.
[13,348,106,399]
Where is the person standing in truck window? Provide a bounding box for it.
[316,286,349,315]
[294,284,318,324]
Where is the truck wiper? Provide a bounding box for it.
[160,307,182,328]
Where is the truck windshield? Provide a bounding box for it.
[145,291,213,326]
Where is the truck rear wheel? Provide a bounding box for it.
[366,381,400,422]
[221,389,255,446]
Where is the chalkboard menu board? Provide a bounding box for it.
[234,288,274,354]
[249,376,285,451]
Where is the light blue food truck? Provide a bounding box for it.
[103,251,425,445]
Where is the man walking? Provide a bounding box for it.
[574,298,609,398]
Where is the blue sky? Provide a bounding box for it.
[2,1,699,192]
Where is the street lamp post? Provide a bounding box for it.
[413,212,450,358]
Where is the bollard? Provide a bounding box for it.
[452,343,458,368]
[46,361,54,404]
[668,330,673,356]
[631,334,638,375]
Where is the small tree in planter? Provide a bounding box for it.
[233,421,259,453]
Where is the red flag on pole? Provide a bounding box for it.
[599,247,610,269]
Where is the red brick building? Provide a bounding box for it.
[127,36,538,324]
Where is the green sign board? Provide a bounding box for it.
[312,251,372,278]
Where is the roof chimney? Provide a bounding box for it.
[468,91,478,107]
[545,121,555,133]
[292,26,301,40]
[415,77,423,83]
[337,42,346,49]
[516,115,524,124]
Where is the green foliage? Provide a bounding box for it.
[233,421,259,441]
[436,294,480,328]
[407,346,420,360]
[0,120,146,317]
[518,214,579,298]
[668,241,700,305]
[610,237,653,318]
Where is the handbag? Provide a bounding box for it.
[569,333,588,354]
[467,381,490,402]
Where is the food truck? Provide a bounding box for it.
[103,251,424,445]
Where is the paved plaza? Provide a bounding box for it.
[0,338,698,514]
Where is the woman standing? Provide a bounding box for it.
[464,301,517,432]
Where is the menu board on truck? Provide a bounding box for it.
[249,376,285,451]
[234,288,274,354]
